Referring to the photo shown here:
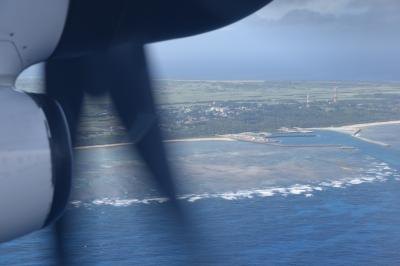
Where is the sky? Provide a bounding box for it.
[23,0,400,81]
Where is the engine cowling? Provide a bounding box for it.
[0,87,72,243]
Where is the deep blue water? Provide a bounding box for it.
[1,129,400,265]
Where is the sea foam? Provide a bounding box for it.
[69,160,398,208]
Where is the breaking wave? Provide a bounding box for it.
[69,162,400,208]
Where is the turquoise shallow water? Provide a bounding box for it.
[1,127,400,265]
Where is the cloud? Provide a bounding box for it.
[253,0,400,27]
[22,0,398,81]
[148,0,400,81]
[256,0,366,21]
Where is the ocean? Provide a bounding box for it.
[1,126,400,265]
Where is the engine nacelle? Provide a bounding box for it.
[0,87,72,243]
[0,0,71,242]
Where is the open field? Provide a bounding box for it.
[154,80,400,105]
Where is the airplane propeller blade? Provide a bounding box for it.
[48,43,183,210]
[107,43,182,209]
[45,43,184,264]
[45,56,87,265]
[45,57,85,141]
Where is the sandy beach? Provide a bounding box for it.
[75,136,235,150]
[309,120,400,147]
[311,120,400,133]
[75,120,400,150]
[165,137,236,143]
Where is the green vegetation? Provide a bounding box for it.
[74,80,400,146]
[17,78,400,146]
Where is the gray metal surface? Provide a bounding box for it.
[0,0,69,85]
[0,87,53,242]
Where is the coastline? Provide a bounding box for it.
[74,136,236,150]
[309,120,400,147]
[165,137,236,143]
[74,120,400,150]
[310,120,400,133]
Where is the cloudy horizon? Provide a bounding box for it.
[149,0,400,81]
[22,0,400,82]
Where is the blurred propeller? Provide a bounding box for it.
[46,43,184,265]
[46,55,86,266]
[107,43,181,206]
[44,0,273,264]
